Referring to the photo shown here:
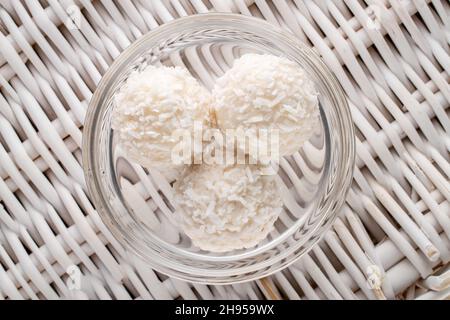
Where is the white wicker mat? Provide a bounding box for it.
[0,0,449,300]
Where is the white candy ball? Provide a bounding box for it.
[213,54,320,157]
[112,65,212,169]
[173,164,282,252]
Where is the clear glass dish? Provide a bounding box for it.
[82,13,355,284]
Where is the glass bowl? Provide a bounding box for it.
[82,13,355,284]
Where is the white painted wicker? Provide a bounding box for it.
[0,0,448,300]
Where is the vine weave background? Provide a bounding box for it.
[0,0,448,300]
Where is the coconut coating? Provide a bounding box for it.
[173,164,283,252]
[112,65,212,169]
[213,54,320,156]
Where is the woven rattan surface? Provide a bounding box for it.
[0,0,449,300]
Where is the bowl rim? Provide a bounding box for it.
[82,12,355,284]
